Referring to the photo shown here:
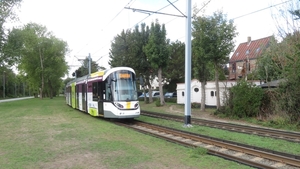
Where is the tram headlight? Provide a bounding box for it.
[114,102,124,109]
[134,103,139,109]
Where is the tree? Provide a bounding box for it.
[144,19,170,106]
[74,57,100,78]
[194,11,237,109]
[109,29,132,67]
[163,40,185,92]
[0,0,22,66]
[4,23,69,99]
[192,16,213,111]
[109,24,154,102]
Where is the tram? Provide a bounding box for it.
[65,67,140,118]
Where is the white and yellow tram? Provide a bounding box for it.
[65,67,140,118]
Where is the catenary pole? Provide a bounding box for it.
[184,0,192,127]
[88,53,91,76]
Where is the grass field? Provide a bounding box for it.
[0,97,254,169]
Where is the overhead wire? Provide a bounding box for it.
[74,0,136,56]
[232,0,292,20]
[85,0,292,67]
[93,0,181,64]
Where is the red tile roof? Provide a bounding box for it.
[229,36,272,63]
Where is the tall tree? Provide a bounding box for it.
[74,57,100,78]
[109,24,154,102]
[195,11,237,109]
[109,29,132,67]
[144,19,170,105]
[163,40,185,91]
[0,0,22,66]
[5,23,69,99]
[192,15,214,111]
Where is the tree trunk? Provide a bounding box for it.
[149,88,153,103]
[39,47,44,99]
[49,80,53,99]
[200,81,206,111]
[143,76,150,102]
[214,63,220,109]
[158,67,165,106]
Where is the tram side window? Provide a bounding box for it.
[92,82,98,101]
[105,82,112,101]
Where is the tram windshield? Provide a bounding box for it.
[111,70,138,101]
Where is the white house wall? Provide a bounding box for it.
[177,79,261,107]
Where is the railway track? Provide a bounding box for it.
[115,120,300,169]
[141,111,300,143]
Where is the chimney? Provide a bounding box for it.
[247,36,251,43]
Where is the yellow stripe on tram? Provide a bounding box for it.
[126,102,131,109]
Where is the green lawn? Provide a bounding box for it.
[0,97,253,169]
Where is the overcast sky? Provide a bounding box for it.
[11,0,289,77]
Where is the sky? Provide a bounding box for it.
[10,0,290,78]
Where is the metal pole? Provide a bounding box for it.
[184,0,192,127]
[88,53,91,76]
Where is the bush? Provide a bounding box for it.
[155,98,161,107]
[191,102,201,108]
[225,80,264,118]
[164,97,177,103]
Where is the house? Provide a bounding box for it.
[176,79,261,107]
[229,36,273,80]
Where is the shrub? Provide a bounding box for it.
[155,98,161,107]
[191,102,201,108]
[225,80,264,118]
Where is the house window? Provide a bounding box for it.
[182,91,184,96]
[232,62,236,73]
[194,88,199,92]
[248,62,251,71]
[210,91,214,96]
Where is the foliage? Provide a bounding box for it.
[144,19,170,105]
[3,23,69,98]
[191,102,201,109]
[192,10,238,109]
[0,0,22,66]
[73,57,100,78]
[164,97,177,103]
[144,20,169,70]
[254,31,300,123]
[254,37,282,82]
[163,40,185,92]
[155,98,161,107]
[225,80,264,118]
[109,24,155,93]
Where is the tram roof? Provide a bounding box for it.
[65,67,135,86]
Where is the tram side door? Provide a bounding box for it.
[82,84,86,111]
[97,82,105,116]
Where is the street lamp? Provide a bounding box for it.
[3,71,5,98]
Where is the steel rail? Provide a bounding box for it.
[141,111,300,142]
[127,121,300,168]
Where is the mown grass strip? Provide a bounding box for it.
[0,97,253,169]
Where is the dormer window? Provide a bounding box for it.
[236,52,239,56]
[256,47,260,53]
[246,50,250,55]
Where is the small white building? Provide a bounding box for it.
[176,79,261,107]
